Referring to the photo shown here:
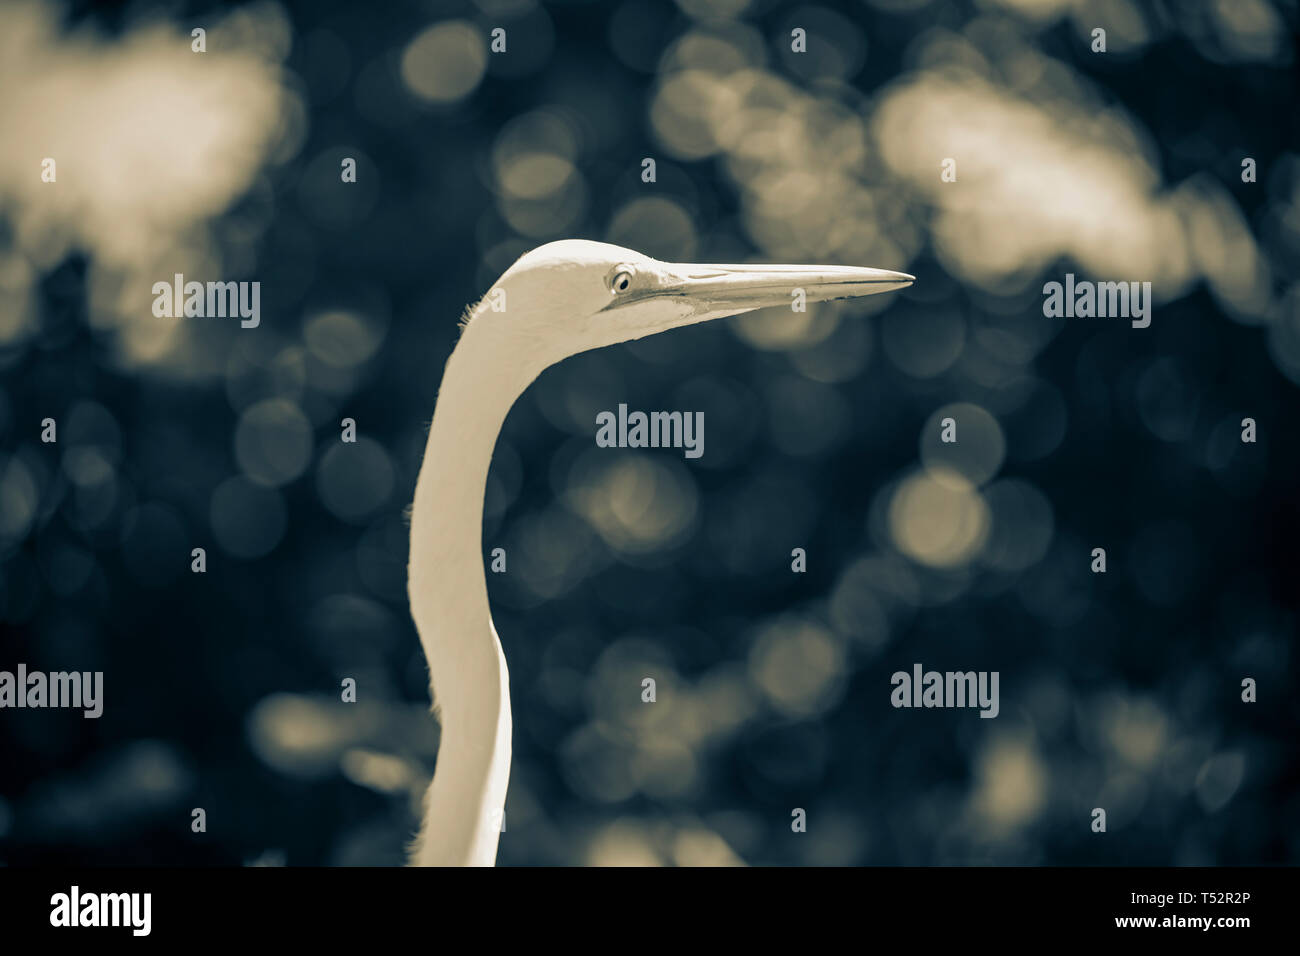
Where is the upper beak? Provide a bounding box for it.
[659,261,914,317]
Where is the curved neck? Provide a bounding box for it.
[407,320,537,866]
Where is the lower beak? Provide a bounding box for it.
[662,261,914,316]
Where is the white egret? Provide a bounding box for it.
[407,240,912,866]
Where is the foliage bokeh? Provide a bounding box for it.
[0,0,1297,865]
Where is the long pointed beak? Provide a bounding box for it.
[661,261,914,317]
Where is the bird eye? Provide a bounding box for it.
[610,270,633,294]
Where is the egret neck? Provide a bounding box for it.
[407,316,542,866]
[402,240,913,867]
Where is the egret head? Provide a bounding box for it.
[466,239,913,367]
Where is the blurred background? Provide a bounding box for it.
[0,0,1298,865]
